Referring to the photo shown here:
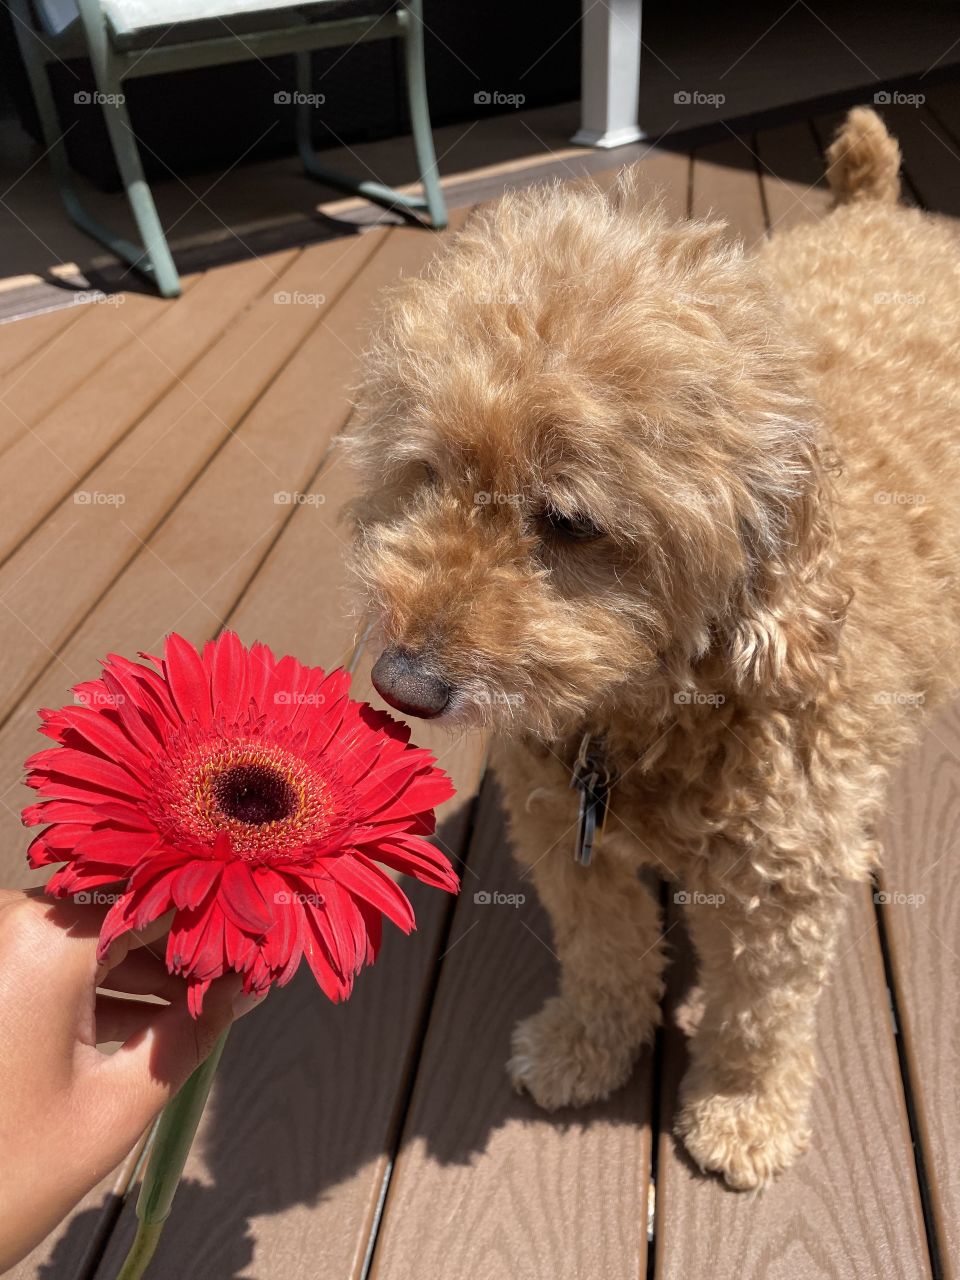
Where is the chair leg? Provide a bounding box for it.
[399,0,447,229]
[11,4,181,296]
[94,81,181,296]
[11,1,181,296]
[73,0,181,295]
[295,7,447,229]
[11,10,76,212]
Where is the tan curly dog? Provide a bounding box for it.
[345,107,960,1189]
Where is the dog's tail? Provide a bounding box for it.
[826,107,901,205]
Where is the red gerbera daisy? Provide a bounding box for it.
[23,632,458,1016]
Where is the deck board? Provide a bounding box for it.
[755,121,834,232]
[0,255,284,565]
[0,282,196,457]
[873,103,960,216]
[691,133,766,246]
[369,778,653,1280]
[877,703,960,1278]
[655,888,932,1280]
[0,304,88,379]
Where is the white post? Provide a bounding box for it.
[572,0,644,148]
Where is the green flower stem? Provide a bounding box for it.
[116,1028,231,1280]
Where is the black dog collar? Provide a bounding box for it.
[570,732,612,865]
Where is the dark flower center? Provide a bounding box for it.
[212,763,299,826]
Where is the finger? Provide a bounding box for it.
[98,947,183,1002]
[17,894,174,1018]
[91,979,267,1149]
[95,910,175,984]
[95,994,161,1045]
[0,895,106,1043]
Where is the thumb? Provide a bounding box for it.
[93,978,265,1148]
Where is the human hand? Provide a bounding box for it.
[0,888,264,1272]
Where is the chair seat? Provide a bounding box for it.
[34,0,395,47]
[106,0,321,32]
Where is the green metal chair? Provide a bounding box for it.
[12,0,448,297]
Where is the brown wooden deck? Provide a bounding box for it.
[2,87,959,1280]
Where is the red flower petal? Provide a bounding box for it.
[171,860,222,912]
[364,834,460,893]
[300,902,353,1002]
[100,670,166,757]
[218,861,274,935]
[73,829,165,868]
[26,747,146,799]
[50,708,151,779]
[366,769,456,822]
[106,654,178,728]
[187,978,211,1018]
[259,879,304,984]
[27,824,91,867]
[210,630,248,721]
[163,633,213,727]
[327,852,416,934]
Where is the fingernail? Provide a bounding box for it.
[233,989,268,1019]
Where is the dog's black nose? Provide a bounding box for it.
[371,647,451,719]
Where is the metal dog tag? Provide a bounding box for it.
[570,734,611,866]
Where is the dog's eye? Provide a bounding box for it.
[542,508,604,542]
[419,462,440,487]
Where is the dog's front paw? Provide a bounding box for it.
[675,1086,811,1190]
[507,996,641,1110]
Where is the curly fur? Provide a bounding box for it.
[343,109,960,1189]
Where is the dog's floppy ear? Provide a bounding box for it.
[723,435,849,704]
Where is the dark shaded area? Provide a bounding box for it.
[1,0,582,189]
[4,0,960,191]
